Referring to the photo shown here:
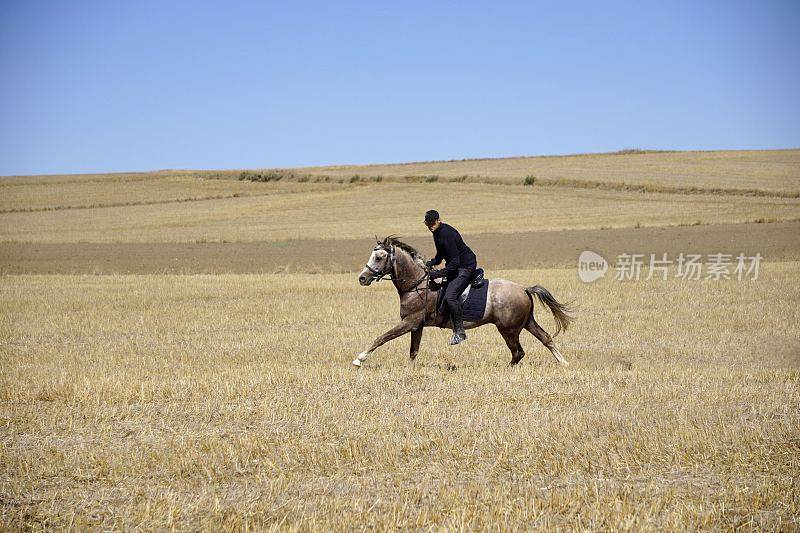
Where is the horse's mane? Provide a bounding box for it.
[381,235,428,268]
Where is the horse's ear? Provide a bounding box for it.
[375,234,379,244]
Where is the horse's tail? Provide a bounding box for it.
[525,285,575,337]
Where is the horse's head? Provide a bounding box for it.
[358,240,393,286]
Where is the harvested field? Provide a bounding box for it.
[2,149,799,529]
[295,149,800,194]
[2,182,798,244]
[1,221,798,275]
[0,178,340,213]
[1,264,798,529]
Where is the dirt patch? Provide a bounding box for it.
[1,222,798,275]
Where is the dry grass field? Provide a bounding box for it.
[1,266,798,530]
[296,149,800,194]
[2,182,799,244]
[1,150,798,245]
[5,149,798,195]
[0,176,337,214]
[1,149,799,530]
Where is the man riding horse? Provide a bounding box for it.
[424,209,477,345]
[355,233,573,368]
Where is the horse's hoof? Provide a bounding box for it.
[351,359,362,367]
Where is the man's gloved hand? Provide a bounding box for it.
[424,259,435,269]
[428,269,443,281]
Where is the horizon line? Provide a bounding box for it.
[3,146,799,179]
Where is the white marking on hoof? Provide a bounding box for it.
[551,346,569,365]
[352,351,371,367]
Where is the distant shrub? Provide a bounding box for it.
[448,175,467,183]
[297,176,309,183]
[425,175,439,183]
[350,175,361,183]
[239,170,291,182]
[371,176,383,182]
[524,175,536,186]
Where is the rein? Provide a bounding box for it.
[365,243,439,325]
[365,244,432,296]
[363,244,398,283]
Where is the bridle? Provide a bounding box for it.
[364,244,432,297]
[363,244,398,283]
[364,242,441,326]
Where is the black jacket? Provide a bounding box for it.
[429,223,477,276]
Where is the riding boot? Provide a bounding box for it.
[449,303,467,345]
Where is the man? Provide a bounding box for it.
[424,209,477,345]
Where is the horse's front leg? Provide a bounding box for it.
[352,317,420,367]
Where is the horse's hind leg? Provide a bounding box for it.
[409,327,423,363]
[498,327,525,366]
[526,316,569,365]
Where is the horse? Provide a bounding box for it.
[354,236,574,367]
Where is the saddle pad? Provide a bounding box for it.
[461,280,489,321]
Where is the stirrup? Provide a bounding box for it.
[449,331,467,345]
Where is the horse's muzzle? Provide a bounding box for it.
[358,274,372,286]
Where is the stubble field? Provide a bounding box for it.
[1,150,799,530]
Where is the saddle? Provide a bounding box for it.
[434,268,485,313]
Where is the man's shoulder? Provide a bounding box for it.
[433,223,450,236]
[442,223,461,237]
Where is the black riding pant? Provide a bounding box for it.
[444,266,476,313]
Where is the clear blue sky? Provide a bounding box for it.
[1,1,798,175]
